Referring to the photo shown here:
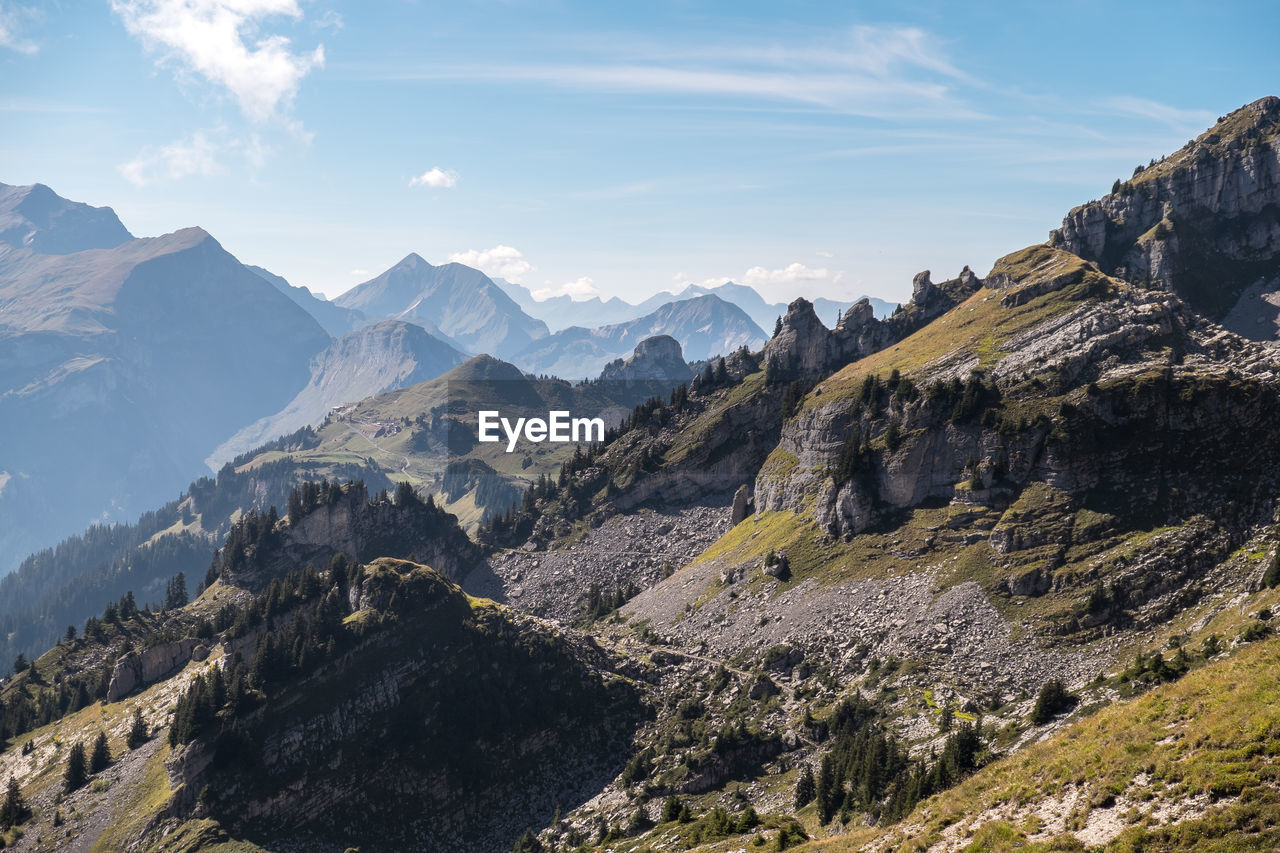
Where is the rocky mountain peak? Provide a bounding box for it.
[762,297,831,378]
[835,297,876,331]
[1051,95,1280,328]
[599,334,691,383]
[911,270,935,303]
[0,180,133,254]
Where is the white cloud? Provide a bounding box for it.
[743,262,833,286]
[816,251,835,258]
[448,245,534,283]
[0,3,37,54]
[119,130,222,186]
[409,167,458,188]
[532,276,600,301]
[349,268,371,277]
[110,0,324,123]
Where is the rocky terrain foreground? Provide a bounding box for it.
[3,98,1280,853]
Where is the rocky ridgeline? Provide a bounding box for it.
[468,502,732,621]
[761,269,982,381]
[554,268,986,528]
[215,481,481,589]
[757,254,1280,542]
[1053,95,1280,325]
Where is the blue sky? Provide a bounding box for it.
[2,1,1276,306]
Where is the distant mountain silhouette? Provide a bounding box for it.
[0,185,331,574]
[335,254,549,359]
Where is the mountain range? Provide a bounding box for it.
[0,184,820,574]
[496,275,898,333]
[6,98,1280,853]
[511,293,767,378]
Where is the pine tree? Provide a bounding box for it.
[165,572,189,610]
[794,763,816,809]
[1,774,31,830]
[64,741,87,792]
[12,653,27,673]
[127,707,149,749]
[815,754,835,823]
[90,731,111,773]
[512,827,543,852]
[288,487,304,524]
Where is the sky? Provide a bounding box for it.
[1,1,1277,306]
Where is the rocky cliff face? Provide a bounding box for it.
[215,481,482,588]
[1052,96,1280,327]
[598,334,692,384]
[106,638,203,701]
[761,268,983,382]
[757,246,1280,540]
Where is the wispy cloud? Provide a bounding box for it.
[349,25,982,119]
[409,167,458,188]
[1095,96,1217,131]
[448,245,534,283]
[119,129,223,186]
[110,0,324,124]
[0,2,38,54]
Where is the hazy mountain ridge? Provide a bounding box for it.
[0,199,332,575]
[498,275,898,334]
[207,319,466,468]
[511,293,767,378]
[334,254,550,359]
[248,264,367,338]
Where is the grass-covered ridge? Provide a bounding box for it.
[809,246,1114,406]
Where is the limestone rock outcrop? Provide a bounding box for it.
[1052,96,1280,328]
[598,335,692,384]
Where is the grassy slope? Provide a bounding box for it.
[795,632,1280,853]
[233,368,597,528]
[809,246,1111,406]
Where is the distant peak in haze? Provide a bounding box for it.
[0,181,134,254]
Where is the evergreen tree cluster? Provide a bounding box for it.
[287,479,347,524]
[810,695,989,825]
[164,572,189,611]
[0,657,110,748]
[695,357,731,392]
[579,582,640,622]
[209,506,282,585]
[172,565,347,748]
